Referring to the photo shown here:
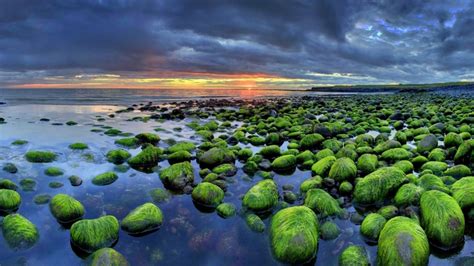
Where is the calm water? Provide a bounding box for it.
[0,89,472,266]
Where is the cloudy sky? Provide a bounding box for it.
[1,0,473,89]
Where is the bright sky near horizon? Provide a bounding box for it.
[1,1,473,89]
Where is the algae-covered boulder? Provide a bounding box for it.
[70,215,119,253]
[2,214,39,250]
[357,153,378,175]
[246,213,265,233]
[393,160,414,174]
[167,141,195,154]
[300,176,323,193]
[44,166,64,176]
[360,213,386,241]
[420,190,465,250]
[299,133,324,150]
[339,245,369,266]
[381,148,412,162]
[127,145,163,169]
[135,133,160,145]
[25,150,56,163]
[417,134,438,154]
[49,194,85,223]
[454,141,472,163]
[444,165,471,179]
[444,132,463,148]
[216,203,236,218]
[304,188,343,216]
[168,150,192,164]
[451,176,474,209]
[270,206,318,264]
[159,161,194,191]
[328,157,357,182]
[242,179,278,213]
[191,182,224,208]
[319,221,340,240]
[198,147,235,167]
[394,183,424,206]
[3,162,17,173]
[271,155,296,173]
[121,203,163,235]
[259,145,281,158]
[354,167,406,205]
[374,140,401,154]
[88,248,129,266]
[92,172,118,186]
[0,179,18,190]
[378,216,429,266]
[212,163,237,176]
[106,149,131,164]
[420,161,448,175]
[69,142,89,150]
[115,137,140,148]
[0,189,21,212]
[311,156,336,176]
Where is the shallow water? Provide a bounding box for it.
[0,93,473,265]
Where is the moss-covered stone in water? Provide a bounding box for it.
[270,206,318,264]
[381,148,412,162]
[0,179,18,190]
[115,137,140,148]
[216,203,236,218]
[299,133,324,150]
[88,248,129,266]
[149,188,171,203]
[319,221,340,240]
[33,194,51,205]
[451,176,474,209]
[70,215,119,253]
[168,150,193,164]
[167,141,196,154]
[259,145,281,158]
[444,165,471,179]
[191,182,224,208]
[304,188,342,217]
[296,150,314,164]
[242,179,278,213]
[374,140,401,154]
[159,161,194,191]
[92,172,118,186]
[2,162,17,173]
[44,166,64,176]
[135,133,160,145]
[2,214,39,250]
[393,160,414,174]
[417,134,438,154]
[12,139,28,145]
[212,163,237,176]
[339,181,353,194]
[420,190,465,250]
[198,147,236,167]
[121,203,163,235]
[454,141,471,163]
[127,145,163,170]
[357,154,378,175]
[20,178,36,191]
[378,205,399,220]
[394,183,424,206]
[354,167,406,205]
[246,213,265,233]
[0,189,21,212]
[69,142,89,150]
[444,132,463,148]
[270,154,296,173]
[339,245,369,266]
[106,149,131,164]
[428,148,446,162]
[360,213,386,241]
[25,150,56,163]
[328,157,357,182]
[300,176,322,193]
[49,194,85,223]
[69,175,83,186]
[420,161,448,175]
[377,216,429,266]
[311,156,336,176]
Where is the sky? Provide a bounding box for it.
[0,0,473,89]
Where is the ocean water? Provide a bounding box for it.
[0,89,472,266]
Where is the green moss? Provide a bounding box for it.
[168,150,192,164]
[454,141,471,163]
[167,141,196,153]
[245,213,265,233]
[106,149,131,164]
[259,145,281,158]
[66,120,77,126]
[270,206,318,264]
[2,214,39,250]
[121,203,163,235]
[12,139,28,145]
[328,157,357,182]
[360,213,386,241]
[216,203,236,218]
[411,155,429,168]
[377,205,399,219]
[198,147,236,167]
[296,150,314,164]
[315,148,334,161]
[339,245,369,266]
[393,160,414,174]
[418,173,448,193]
[444,165,471,179]
[149,188,171,203]
[242,179,278,213]
[0,179,18,190]
[300,176,323,193]
[339,181,353,194]
[127,145,163,169]
[44,166,64,176]
[0,189,21,212]
[354,167,406,205]
[271,155,297,172]
[299,133,324,150]
[212,163,237,176]
[319,221,340,240]
[49,182,63,188]
[417,134,438,154]
[377,216,429,266]
[33,194,51,205]
[104,128,122,136]
[420,161,448,176]
[357,154,378,174]
[335,147,358,161]
[70,215,119,253]
[92,172,118,186]
[25,150,56,163]
[311,156,336,176]
[191,182,224,208]
[135,133,160,145]
[381,148,412,162]
[237,148,253,160]
[69,142,89,150]
[2,162,17,173]
[451,176,474,209]
[420,190,465,250]
[374,140,401,154]
[88,248,129,266]
[115,137,140,148]
[49,194,85,223]
[159,161,194,191]
[20,178,36,191]
[428,148,446,162]
[304,188,342,216]
[394,183,424,206]
[68,175,83,186]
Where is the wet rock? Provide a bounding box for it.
[121,203,163,235]
[70,215,119,253]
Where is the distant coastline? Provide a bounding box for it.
[309,81,474,93]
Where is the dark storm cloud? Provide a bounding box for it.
[0,0,473,86]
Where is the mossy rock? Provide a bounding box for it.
[167,141,196,154]
[271,155,297,173]
[444,132,463,148]
[374,140,401,154]
[296,150,314,164]
[12,140,28,145]
[420,190,465,250]
[393,160,414,174]
[418,173,448,192]
[33,194,51,205]
[300,176,323,193]
[357,154,378,175]
[339,181,353,194]
[3,163,17,173]
[304,188,342,217]
[420,161,448,175]
[339,245,369,266]
[69,175,83,186]
[444,165,471,179]
[115,137,140,148]
[44,166,64,176]
[149,188,171,203]
[242,179,278,213]
[454,141,471,163]
[270,206,318,264]
[121,203,163,235]
[315,148,334,161]
[377,216,429,266]
[299,133,324,150]
[0,179,18,190]
[191,182,224,208]
[311,156,336,176]
[360,213,386,241]
[319,221,340,240]
[216,203,236,218]
[245,213,265,233]
[198,147,235,168]
[49,194,85,223]
[70,215,119,253]
[92,172,118,186]
[136,133,160,145]
[168,150,193,164]
[451,176,474,209]
[0,189,21,212]
[25,150,56,163]
[159,161,194,191]
[354,167,406,205]
[106,149,131,164]
[127,145,163,169]
[212,163,237,176]
[87,248,129,266]
[377,205,399,220]
[69,142,89,150]
[417,134,438,154]
[259,145,281,158]
[394,183,424,206]
[381,148,412,162]
[428,148,446,162]
[20,178,36,191]
[2,214,39,250]
[328,157,357,182]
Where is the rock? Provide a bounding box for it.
[393,160,414,174]
[2,214,39,250]
[357,154,378,174]
[339,181,353,194]
[149,188,171,203]
[354,167,406,205]
[44,167,64,176]
[49,194,85,223]
[454,141,471,163]
[68,175,83,186]
[270,206,318,264]
[304,188,343,217]
[271,155,297,173]
[33,194,51,205]
[339,245,369,266]
[319,221,340,240]
[0,179,18,190]
[444,165,471,179]
[216,203,236,218]
[121,203,163,235]
[259,145,281,158]
[87,248,129,266]
[2,163,17,173]
[198,147,235,168]
[245,213,265,233]
[242,179,278,213]
[212,163,237,176]
[417,134,438,154]
[328,157,357,182]
[381,148,412,162]
[70,215,119,253]
[378,216,429,266]
[444,132,463,148]
[115,137,140,148]
[451,176,474,209]
[299,133,324,150]
[300,176,323,193]
[167,141,196,154]
[420,190,465,250]
[191,182,224,208]
[420,161,448,175]
[69,142,89,150]
[135,133,160,145]
[92,172,118,186]
[377,205,398,220]
[106,149,131,164]
[311,156,336,176]
[360,213,386,241]
[0,189,21,212]
[374,140,401,154]
[394,183,424,206]
[25,150,56,163]
[127,145,163,170]
[159,161,194,191]
[20,178,36,191]
[168,150,193,164]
